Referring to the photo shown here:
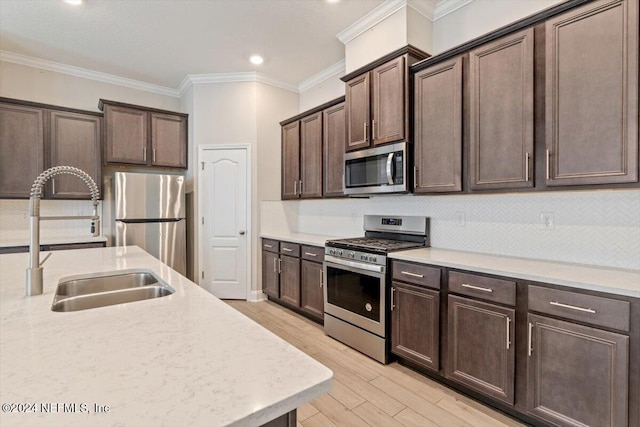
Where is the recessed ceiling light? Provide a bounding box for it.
[250,55,264,65]
[327,0,340,3]
[64,0,83,5]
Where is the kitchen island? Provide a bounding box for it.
[0,246,332,427]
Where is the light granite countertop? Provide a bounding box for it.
[0,246,332,427]
[260,232,338,247]
[390,248,640,298]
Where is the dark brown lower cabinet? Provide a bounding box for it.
[446,295,515,405]
[279,255,300,307]
[300,260,323,320]
[262,250,279,299]
[391,282,439,371]
[526,314,629,427]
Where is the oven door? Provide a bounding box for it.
[323,255,386,337]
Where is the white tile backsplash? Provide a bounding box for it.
[261,189,640,270]
[0,199,102,243]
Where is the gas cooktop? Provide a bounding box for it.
[325,237,425,253]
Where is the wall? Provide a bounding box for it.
[299,72,345,113]
[432,0,564,54]
[262,189,640,270]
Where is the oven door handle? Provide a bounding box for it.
[386,153,394,185]
[325,255,385,274]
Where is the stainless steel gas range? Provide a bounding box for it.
[323,215,430,363]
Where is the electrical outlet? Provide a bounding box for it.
[455,211,465,227]
[541,212,554,230]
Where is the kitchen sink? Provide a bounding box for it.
[51,269,175,312]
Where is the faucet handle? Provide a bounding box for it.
[40,253,52,267]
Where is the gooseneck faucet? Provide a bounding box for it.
[26,166,101,296]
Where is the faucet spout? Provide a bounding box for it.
[26,166,101,296]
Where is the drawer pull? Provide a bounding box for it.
[282,248,293,252]
[391,287,396,311]
[304,252,318,257]
[264,244,273,248]
[461,283,493,293]
[550,301,596,314]
[506,317,511,350]
[401,271,424,278]
[528,322,533,356]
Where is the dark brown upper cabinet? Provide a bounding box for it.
[100,99,188,169]
[346,57,405,151]
[413,56,463,193]
[544,0,638,186]
[300,112,323,199]
[344,46,429,152]
[469,28,534,190]
[280,113,322,200]
[0,102,44,198]
[47,110,102,199]
[0,98,101,200]
[323,102,346,197]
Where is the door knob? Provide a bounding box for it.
[239,230,246,235]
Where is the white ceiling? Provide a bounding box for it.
[0,0,394,92]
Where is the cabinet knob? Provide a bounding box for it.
[239,230,246,235]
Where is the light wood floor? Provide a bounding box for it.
[226,300,527,427]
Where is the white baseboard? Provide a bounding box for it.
[247,290,267,302]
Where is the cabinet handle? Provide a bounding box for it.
[401,271,423,278]
[143,147,147,162]
[153,148,157,163]
[391,287,396,311]
[273,258,277,273]
[550,301,596,314]
[319,269,323,288]
[528,322,533,356]
[299,180,303,195]
[413,167,418,188]
[304,252,318,257]
[525,152,530,181]
[506,317,511,349]
[546,149,550,180]
[293,180,298,195]
[278,258,282,273]
[52,178,56,195]
[372,119,376,140]
[363,122,368,143]
[282,248,293,252]
[461,283,493,293]
[264,244,273,248]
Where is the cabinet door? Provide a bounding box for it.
[545,0,638,186]
[469,28,534,190]
[391,282,439,372]
[279,255,300,307]
[262,250,280,299]
[0,103,44,198]
[104,104,148,165]
[345,72,370,151]
[281,121,300,199]
[300,112,322,199]
[446,295,515,405]
[372,56,405,146]
[300,260,324,320]
[48,111,102,199]
[150,113,187,168]
[414,57,463,193]
[526,314,629,427]
[323,102,345,197]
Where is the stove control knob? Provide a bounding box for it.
[349,251,355,258]
[361,255,366,261]
[329,249,335,255]
[369,256,377,263]
[338,249,343,256]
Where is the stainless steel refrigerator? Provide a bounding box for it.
[112,172,186,275]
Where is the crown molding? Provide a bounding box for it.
[433,0,475,20]
[178,72,298,96]
[298,59,345,93]
[0,50,180,98]
[337,0,407,44]
[407,0,437,21]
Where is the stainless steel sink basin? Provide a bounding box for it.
[51,269,174,312]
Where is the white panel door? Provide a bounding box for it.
[201,148,248,299]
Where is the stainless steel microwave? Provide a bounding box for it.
[344,142,409,195]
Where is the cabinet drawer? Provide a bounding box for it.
[392,261,441,289]
[449,271,516,306]
[280,242,300,257]
[301,245,324,262]
[528,286,630,332]
[262,239,279,253]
